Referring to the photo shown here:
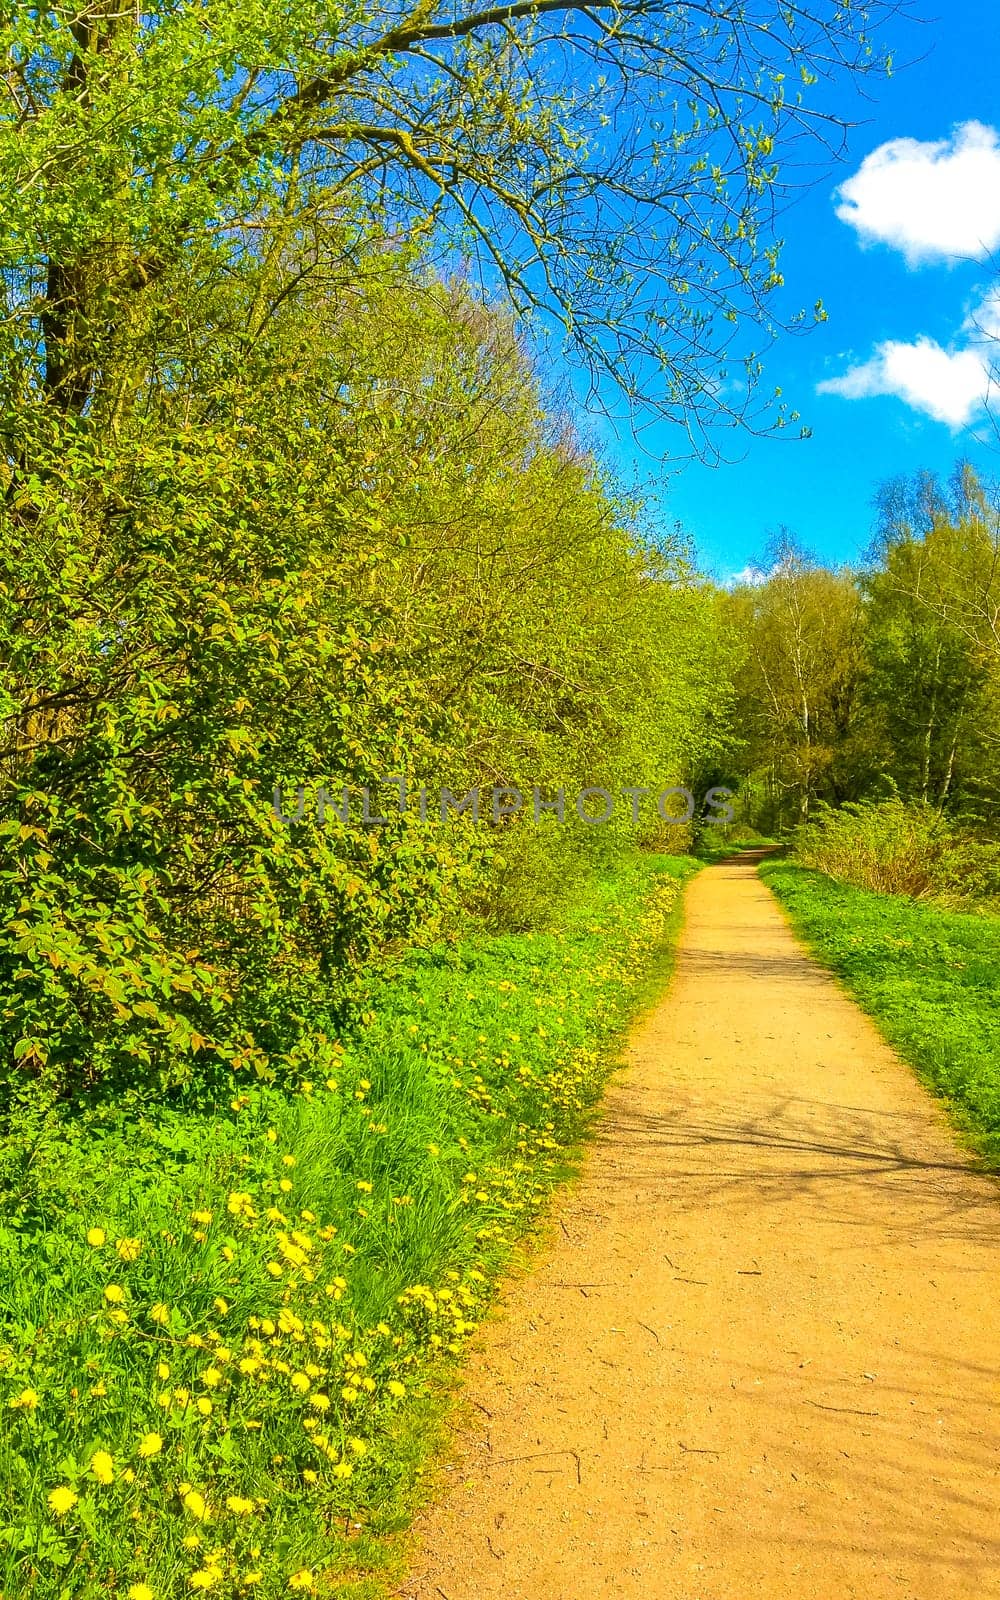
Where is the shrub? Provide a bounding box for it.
[791,799,1000,906]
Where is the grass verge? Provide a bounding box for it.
[761,861,1000,1168]
[0,850,697,1600]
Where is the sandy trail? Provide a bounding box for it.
[400,854,1000,1600]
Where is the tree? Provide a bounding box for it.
[725,537,871,829]
[1,0,901,455]
[864,467,1000,819]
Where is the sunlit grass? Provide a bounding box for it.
[0,851,697,1599]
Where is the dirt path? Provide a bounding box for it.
[400,854,1000,1600]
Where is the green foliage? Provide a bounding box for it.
[0,401,474,1111]
[791,799,1000,906]
[0,0,897,441]
[761,861,1000,1168]
[0,852,695,1599]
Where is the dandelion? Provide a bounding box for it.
[266,1261,283,1278]
[225,1495,255,1515]
[116,1237,142,1262]
[90,1450,115,1484]
[86,1227,106,1248]
[281,1155,296,1168]
[182,1488,208,1520]
[279,1179,293,1194]
[128,1585,155,1600]
[47,1486,78,1516]
[213,1296,229,1316]
[103,1285,125,1304]
[201,1367,221,1389]
[190,1210,213,1227]
[355,1180,372,1194]
[196,1397,213,1416]
[331,1461,353,1479]
[189,1570,220,1591]
[387,1380,406,1398]
[288,1571,314,1591]
[222,1245,235,1262]
[150,1302,170,1325]
[10,1388,39,1411]
[290,1373,310,1394]
[156,1361,171,1380]
[137,1432,163,1458]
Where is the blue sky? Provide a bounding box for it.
[607,1,1000,582]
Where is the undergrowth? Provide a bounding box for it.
[0,851,696,1600]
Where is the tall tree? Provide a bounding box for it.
[1,0,899,454]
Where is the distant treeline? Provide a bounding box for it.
[723,466,1000,840]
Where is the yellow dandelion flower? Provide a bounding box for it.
[116,1237,142,1262]
[103,1285,125,1304]
[288,1571,314,1592]
[225,1495,255,1515]
[196,1397,213,1416]
[90,1450,114,1484]
[387,1380,406,1398]
[281,1155,296,1168]
[331,1462,353,1479]
[290,1373,310,1394]
[150,1302,170,1325]
[137,1432,163,1458]
[128,1585,155,1600]
[10,1387,39,1411]
[278,1179,293,1194]
[86,1227,106,1248]
[213,1297,229,1316]
[222,1246,235,1263]
[302,1469,317,1484]
[156,1361,171,1380]
[190,1210,213,1227]
[182,1488,208,1520]
[266,1261,283,1277]
[188,1570,220,1591]
[47,1486,78,1515]
[201,1367,221,1389]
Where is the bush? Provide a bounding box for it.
[791,799,1000,906]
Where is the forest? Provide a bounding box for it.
[1,0,998,1596]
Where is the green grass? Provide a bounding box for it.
[761,861,1000,1168]
[0,850,698,1600]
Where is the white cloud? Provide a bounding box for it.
[724,565,772,589]
[818,289,1000,429]
[818,338,990,428]
[834,122,1000,265]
